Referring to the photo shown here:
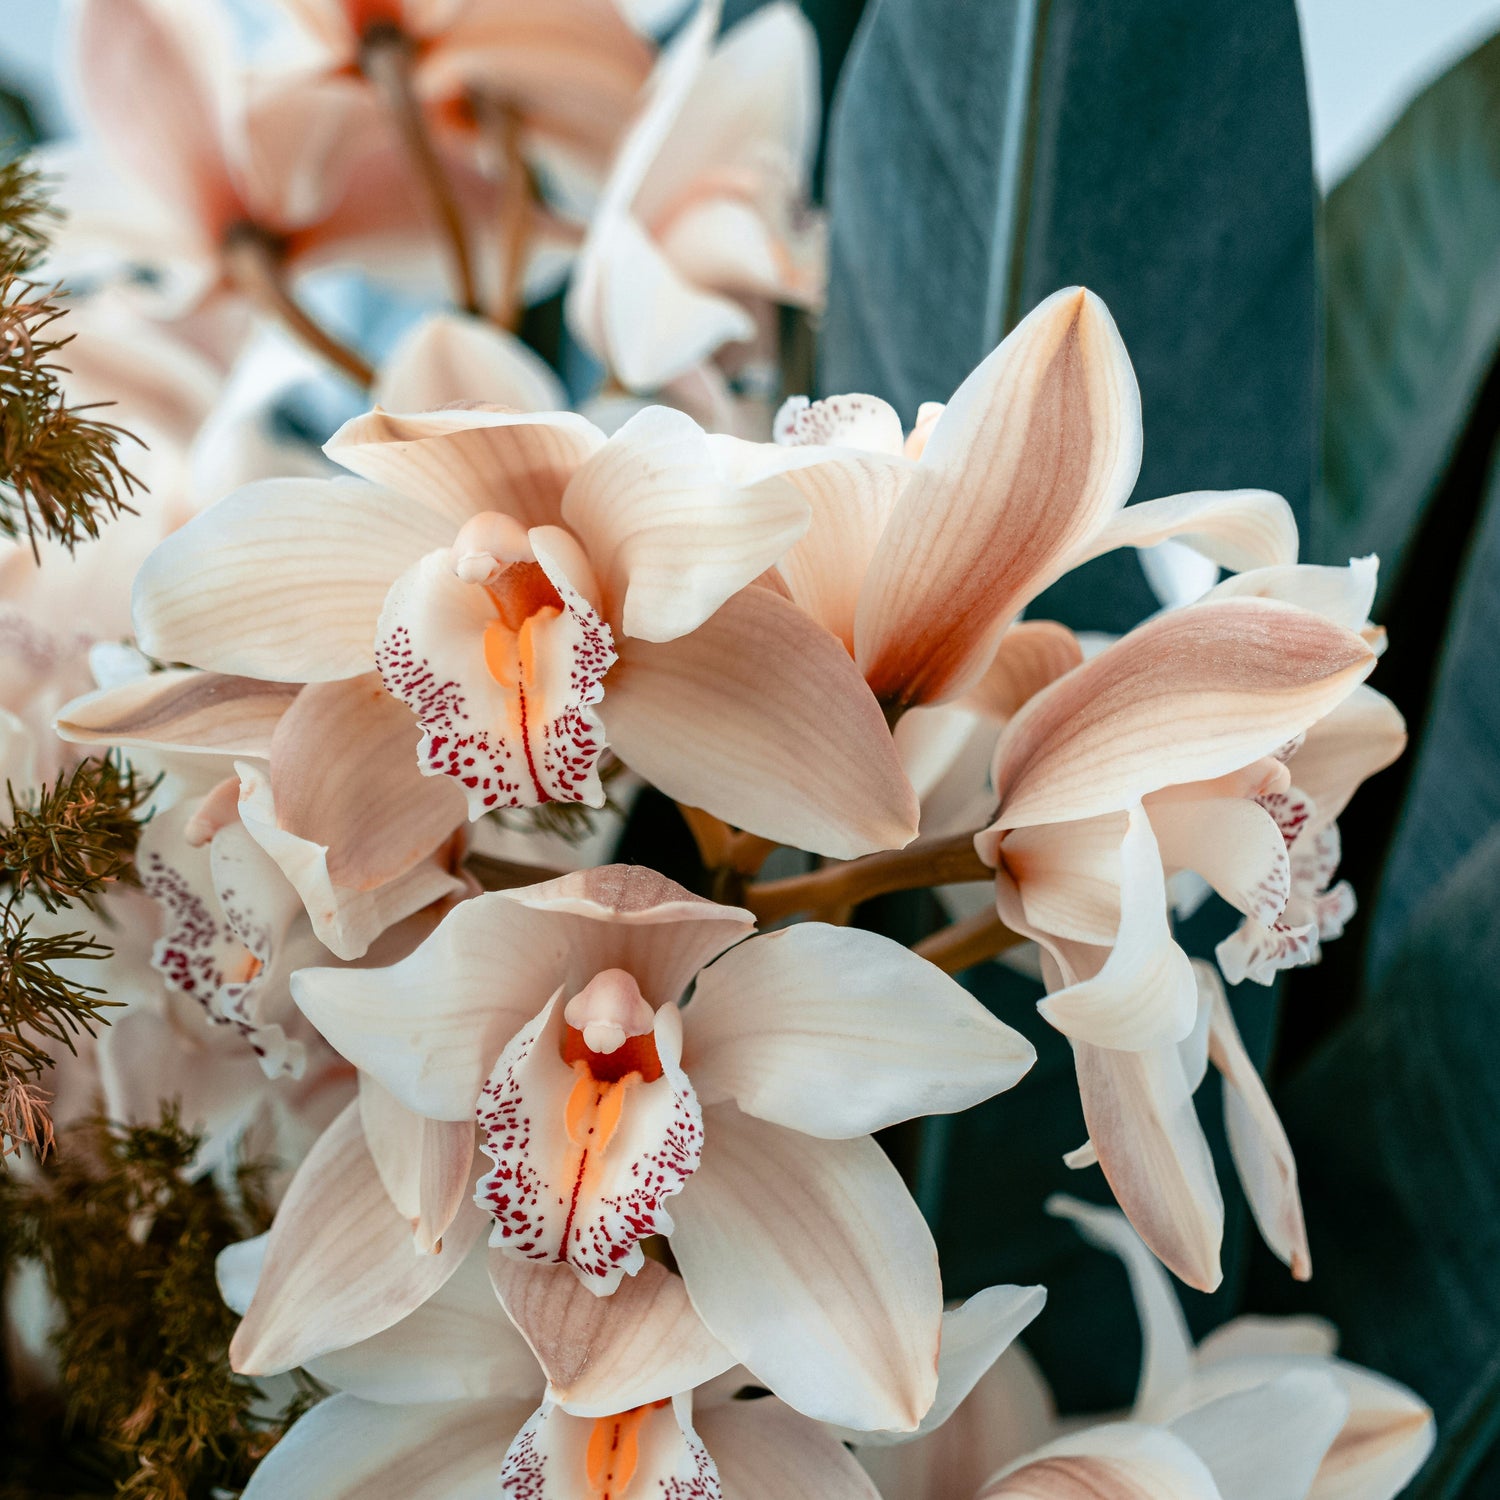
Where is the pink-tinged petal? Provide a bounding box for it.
[358,1074,479,1254]
[1046,1196,1196,1416]
[1169,1373,1347,1500]
[1032,810,1199,1052]
[326,407,605,533]
[774,394,906,454]
[684,924,1034,1136]
[988,811,1130,947]
[859,1347,1056,1500]
[1080,489,1299,572]
[1214,914,1320,990]
[230,1102,485,1374]
[1204,557,1379,634]
[990,599,1377,831]
[490,1254,734,1416]
[496,866,753,1006]
[1290,686,1406,832]
[133,478,454,681]
[55,671,298,758]
[562,406,810,642]
[855,289,1142,710]
[1071,1041,1224,1293]
[1147,797,1290,927]
[375,543,615,816]
[772,450,914,649]
[290,891,568,1120]
[1194,1315,1338,1365]
[602,587,919,859]
[139,802,312,1078]
[671,1103,942,1432]
[237,758,465,963]
[501,1397,719,1499]
[74,0,237,232]
[850,1284,1049,1448]
[268,674,469,886]
[980,1424,1222,1500]
[374,312,568,414]
[962,622,1085,723]
[570,209,757,392]
[1204,978,1310,1281]
[240,1393,531,1500]
[477,996,703,1294]
[656,194,819,307]
[698,1398,880,1500]
[1308,1368,1435,1500]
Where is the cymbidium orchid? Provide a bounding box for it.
[862,1199,1433,1500]
[760,287,1300,719]
[126,397,921,857]
[567,0,824,396]
[242,863,1034,1431]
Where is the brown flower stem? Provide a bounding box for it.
[223,230,374,389]
[362,26,480,316]
[913,908,1026,974]
[744,831,992,925]
[477,96,533,330]
[678,803,733,870]
[466,853,569,891]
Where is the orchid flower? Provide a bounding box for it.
[236,864,1034,1431]
[55,0,510,331]
[863,1199,1433,1500]
[127,399,921,857]
[266,0,655,191]
[567,0,824,395]
[220,1223,1044,1498]
[763,287,1299,717]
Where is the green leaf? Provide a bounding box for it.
[1316,28,1500,596]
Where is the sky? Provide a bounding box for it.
[2,0,1500,186]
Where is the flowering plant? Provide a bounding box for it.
[2,0,1492,1494]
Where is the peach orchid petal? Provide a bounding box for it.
[501,1397,717,1498]
[1307,1368,1435,1500]
[56,670,299,758]
[1204,980,1310,1282]
[1203,557,1379,635]
[236,758,464,964]
[230,1102,485,1375]
[239,1393,532,1500]
[696,1397,881,1500]
[476,996,702,1294]
[489,1255,734,1416]
[601,586,920,859]
[75,0,238,233]
[1030,808,1199,1052]
[990,811,1130,947]
[132,478,455,682]
[854,288,1142,710]
[683,923,1034,1135]
[325,407,606,533]
[771,450,914,648]
[980,1424,1222,1500]
[1080,489,1299,573]
[963,621,1086,723]
[358,1075,478,1254]
[671,1103,942,1433]
[1146,796,1291,928]
[374,312,568,414]
[990,598,1377,831]
[1288,685,1406,833]
[1047,1195,1196,1414]
[560,405,810,642]
[1071,1039,1225,1292]
[374,535,615,816]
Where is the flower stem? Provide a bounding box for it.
[223,229,374,389]
[913,908,1025,974]
[744,831,991,924]
[362,26,480,316]
[477,96,532,330]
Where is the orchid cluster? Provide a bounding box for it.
[0,0,1437,1496]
